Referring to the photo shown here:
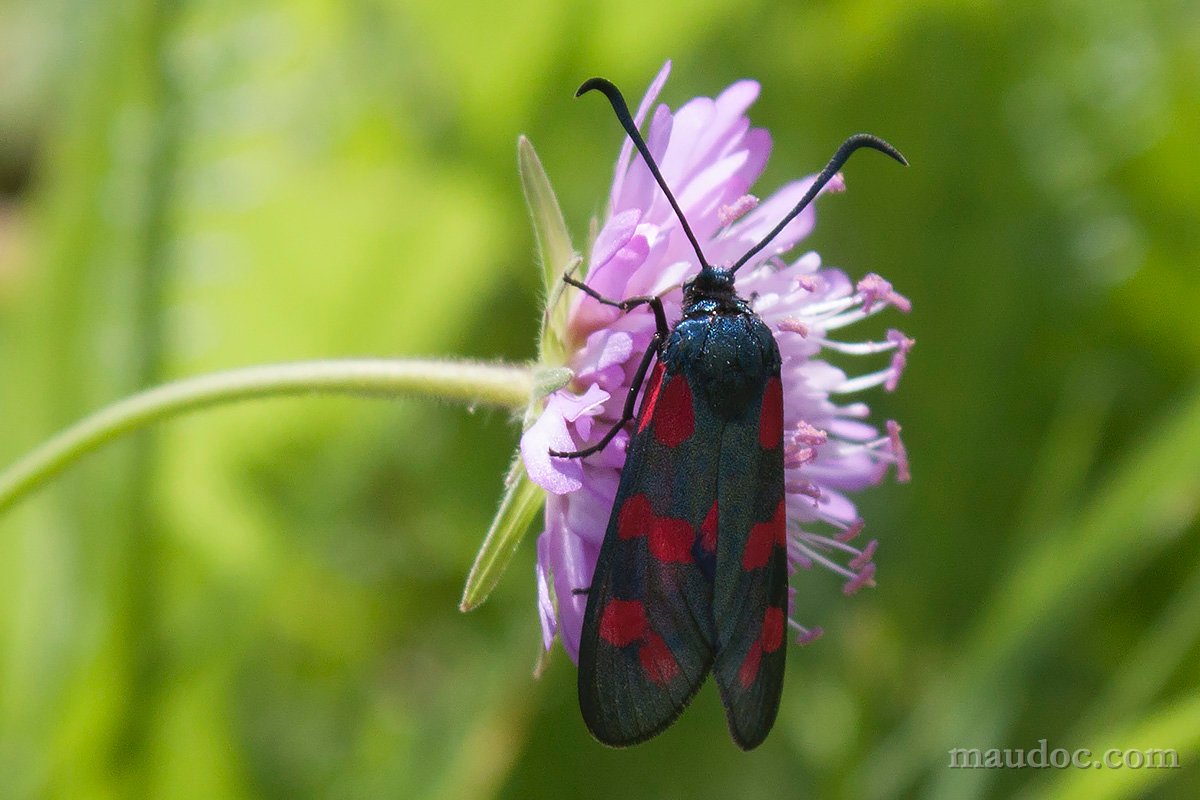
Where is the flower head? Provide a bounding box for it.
[521,62,912,662]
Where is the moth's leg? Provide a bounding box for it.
[562,274,669,340]
[550,333,661,459]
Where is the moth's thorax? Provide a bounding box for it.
[665,268,781,420]
[681,266,752,318]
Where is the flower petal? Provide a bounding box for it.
[616,103,675,216]
[710,176,821,267]
[536,533,558,649]
[520,403,584,495]
[575,329,636,391]
[590,208,641,272]
[610,60,672,210]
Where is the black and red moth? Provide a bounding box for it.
[551,78,906,749]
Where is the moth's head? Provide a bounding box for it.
[682,265,738,306]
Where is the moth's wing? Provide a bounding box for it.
[578,362,723,747]
[711,371,789,750]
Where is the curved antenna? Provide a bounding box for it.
[577,77,711,268]
[730,133,907,274]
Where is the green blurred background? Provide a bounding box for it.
[2,1,1198,798]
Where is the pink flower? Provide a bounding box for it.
[522,62,912,662]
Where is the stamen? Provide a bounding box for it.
[849,539,878,571]
[718,194,759,225]
[778,317,809,337]
[807,428,909,488]
[836,518,865,543]
[792,421,828,446]
[888,328,915,350]
[887,420,911,482]
[792,540,858,581]
[802,532,870,559]
[785,480,822,502]
[857,273,912,313]
[831,367,895,395]
[784,445,818,468]
[816,336,904,356]
[794,274,820,293]
[885,330,916,392]
[832,401,871,419]
[788,544,814,570]
[818,308,872,331]
[819,284,907,330]
[843,562,877,595]
[794,294,858,318]
[788,620,824,645]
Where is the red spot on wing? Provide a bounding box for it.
[742,500,787,570]
[649,517,694,563]
[598,598,683,685]
[618,494,654,540]
[738,607,788,688]
[761,607,785,653]
[738,642,763,689]
[653,373,695,447]
[636,363,666,432]
[599,599,648,647]
[618,493,694,561]
[639,632,681,685]
[700,501,718,553]
[759,377,783,449]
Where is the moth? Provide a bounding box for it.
[552,77,905,749]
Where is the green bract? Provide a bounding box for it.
[460,137,577,612]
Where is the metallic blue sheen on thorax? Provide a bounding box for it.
[660,281,781,421]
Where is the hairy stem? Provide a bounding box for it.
[0,358,532,515]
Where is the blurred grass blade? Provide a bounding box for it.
[1022,690,1200,800]
[1013,361,1118,537]
[924,364,1119,800]
[1070,558,1200,740]
[863,379,1200,799]
[518,135,575,365]
[428,641,541,800]
[969,382,1200,679]
[461,452,545,611]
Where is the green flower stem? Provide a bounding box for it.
[0,358,532,516]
